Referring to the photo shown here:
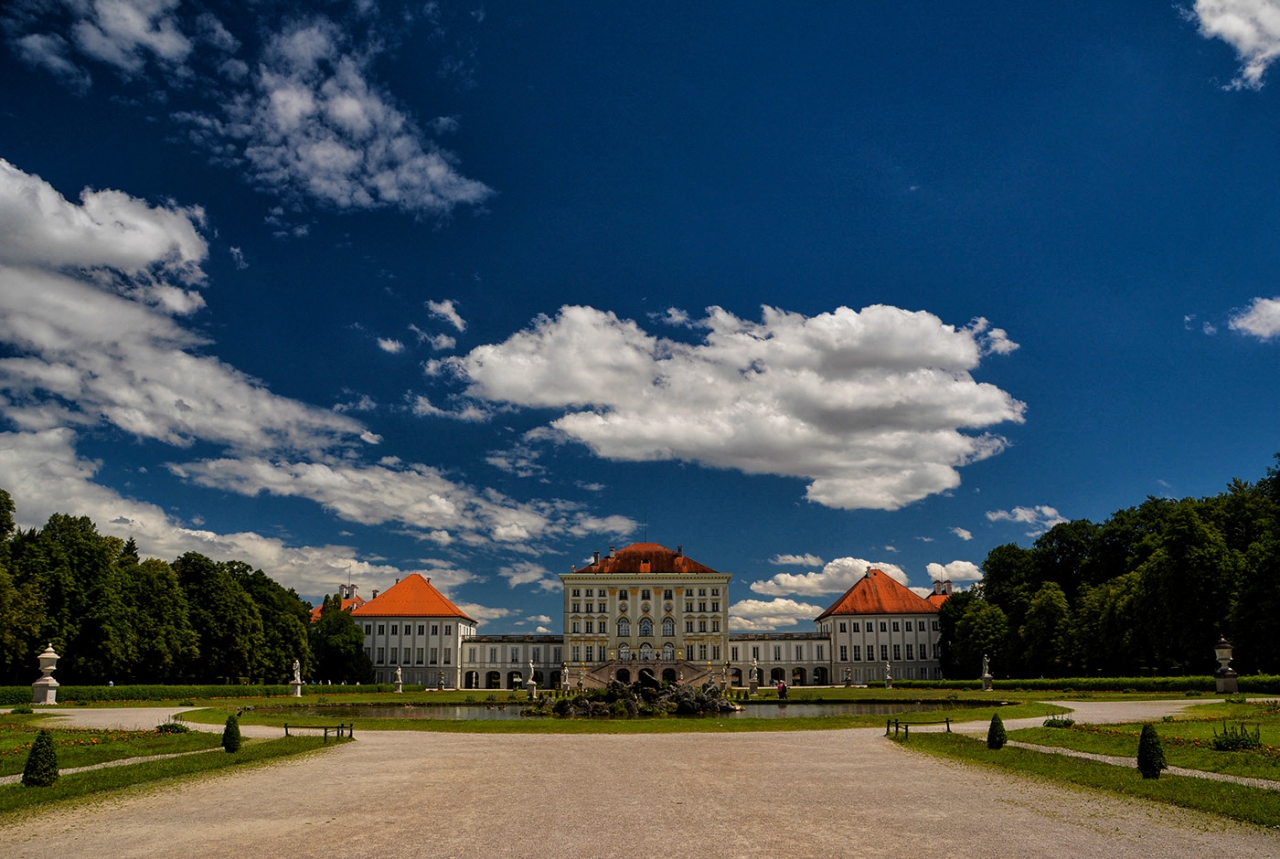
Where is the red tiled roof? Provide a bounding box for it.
[308,594,366,623]
[351,574,475,622]
[926,592,951,608]
[572,542,720,575]
[817,569,938,620]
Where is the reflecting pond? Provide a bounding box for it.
[257,699,1001,721]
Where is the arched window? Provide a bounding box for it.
[662,642,675,661]
[662,617,675,637]
[617,618,631,638]
[639,618,654,637]
[618,644,631,661]
[639,643,654,660]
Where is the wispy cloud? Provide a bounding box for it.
[985,505,1068,536]
[950,527,973,541]
[427,298,467,332]
[769,553,824,566]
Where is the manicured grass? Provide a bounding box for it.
[0,718,221,776]
[0,736,347,818]
[179,700,1066,733]
[1009,716,1280,782]
[894,730,1280,829]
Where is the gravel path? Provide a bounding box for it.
[0,700,1277,858]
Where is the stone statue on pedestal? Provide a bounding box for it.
[292,659,301,684]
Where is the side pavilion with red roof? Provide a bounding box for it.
[816,569,946,685]
[351,573,477,688]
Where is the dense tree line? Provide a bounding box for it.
[940,455,1280,679]
[0,488,372,685]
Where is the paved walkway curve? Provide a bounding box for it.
[0,701,1276,858]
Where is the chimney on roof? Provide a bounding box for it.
[677,545,683,556]
[934,580,954,596]
[372,589,380,599]
[609,545,615,557]
[593,551,600,564]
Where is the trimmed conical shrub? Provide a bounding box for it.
[22,729,59,787]
[986,713,1007,750]
[222,715,242,753]
[1137,723,1166,779]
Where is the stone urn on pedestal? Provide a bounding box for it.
[32,643,60,705]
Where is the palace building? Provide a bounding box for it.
[349,542,950,689]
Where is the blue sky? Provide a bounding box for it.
[2,2,1279,633]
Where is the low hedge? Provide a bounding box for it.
[891,675,1280,694]
[0,683,413,704]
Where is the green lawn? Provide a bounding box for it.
[0,717,221,776]
[0,735,346,818]
[894,730,1280,829]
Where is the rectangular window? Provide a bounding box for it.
[893,645,901,660]
[685,645,694,660]
[641,589,651,600]
[431,624,439,635]
[698,620,707,632]
[377,647,385,663]
[852,645,860,661]
[597,603,605,613]
[751,646,759,659]
[417,648,425,665]
[511,648,520,663]
[532,647,541,663]
[840,645,848,661]
[364,624,372,635]
[572,621,581,633]
[489,647,498,663]
[585,589,594,598]
[881,645,889,661]
[585,646,594,662]
[390,647,398,664]
[553,647,562,662]
[816,645,824,660]
[773,645,781,661]
[880,622,887,632]
[917,621,926,632]
[444,648,452,664]
[429,647,438,664]
[585,620,594,633]
[866,647,874,662]
[572,646,581,661]
[390,624,398,635]
[663,589,673,600]
[851,622,860,632]
[685,602,694,613]
[906,644,914,661]
[731,646,739,660]
[795,645,803,660]
[698,644,707,660]
[839,621,848,633]
[931,621,939,631]
[572,589,580,597]
[698,588,707,597]
[445,625,452,635]
[685,620,694,633]
[377,624,386,635]
[711,602,719,612]
[571,602,580,613]
[711,588,719,596]
[468,647,476,663]
[698,602,706,612]
[711,619,720,632]
[892,621,900,632]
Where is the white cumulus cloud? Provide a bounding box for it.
[1229,296,1280,339]
[951,527,973,541]
[456,304,1024,511]
[769,553,824,566]
[926,560,983,582]
[427,298,467,332]
[377,338,405,354]
[1191,0,1280,89]
[750,557,907,597]
[729,598,826,631]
